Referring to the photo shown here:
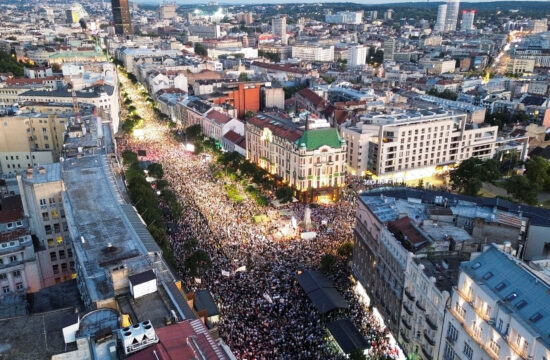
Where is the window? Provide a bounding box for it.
[54,223,60,233]
[2,286,9,294]
[447,324,458,342]
[0,273,6,280]
[45,225,52,234]
[42,212,49,221]
[471,262,481,270]
[505,292,518,302]
[463,342,473,360]
[67,248,73,258]
[529,312,543,323]
[59,250,65,260]
[15,282,23,290]
[515,300,528,309]
[495,282,507,291]
[9,255,16,262]
[61,263,67,271]
[482,271,493,280]
[56,236,63,244]
[489,340,500,356]
[12,270,20,278]
[51,210,58,219]
[52,264,59,274]
[47,238,54,247]
[50,252,57,261]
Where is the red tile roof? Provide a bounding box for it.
[297,88,325,108]
[223,130,243,143]
[387,216,428,251]
[0,196,23,224]
[207,110,232,125]
[248,113,303,142]
[5,76,62,86]
[0,228,28,243]
[128,319,227,360]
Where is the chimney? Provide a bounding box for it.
[305,113,310,131]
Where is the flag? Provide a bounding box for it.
[263,293,273,303]
[194,278,201,284]
[221,270,231,277]
[235,266,246,273]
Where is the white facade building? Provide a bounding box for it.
[445,0,460,32]
[435,4,448,32]
[348,45,367,68]
[292,45,334,62]
[442,244,550,360]
[340,109,501,180]
[325,11,363,25]
[461,10,475,31]
[272,16,287,45]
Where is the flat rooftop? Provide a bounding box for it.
[359,108,460,126]
[22,163,62,184]
[0,307,78,360]
[62,154,151,303]
[414,254,469,293]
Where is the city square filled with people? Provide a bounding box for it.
[118,124,399,360]
[114,70,401,359]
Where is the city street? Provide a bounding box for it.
[116,67,402,360]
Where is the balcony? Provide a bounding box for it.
[416,300,426,312]
[421,345,433,360]
[464,324,482,343]
[507,337,528,360]
[457,287,472,302]
[473,304,490,321]
[423,331,436,346]
[400,329,410,343]
[402,316,412,330]
[403,302,413,316]
[405,288,415,301]
[425,314,438,330]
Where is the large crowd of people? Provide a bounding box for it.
[117,76,400,359]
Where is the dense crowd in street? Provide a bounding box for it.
[117,75,400,359]
[120,129,399,359]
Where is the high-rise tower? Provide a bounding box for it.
[111,0,133,36]
[445,0,460,32]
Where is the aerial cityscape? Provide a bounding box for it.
[0,0,549,359]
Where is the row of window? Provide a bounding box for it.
[0,270,21,280]
[49,248,73,261]
[4,155,36,161]
[2,282,24,293]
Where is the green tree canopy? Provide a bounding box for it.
[450,158,501,196]
[147,163,164,179]
[504,175,539,205]
[524,156,550,190]
[194,42,207,57]
[186,124,203,141]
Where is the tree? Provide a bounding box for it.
[504,175,539,205]
[337,241,354,258]
[186,124,203,141]
[122,150,138,165]
[349,349,367,360]
[185,249,212,276]
[320,254,337,273]
[194,42,207,57]
[0,51,24,76]
[275,186,293,203]
[147,163,164,179]
[450,158,501,196]
[524,156,550,190]
[239,72,249,81]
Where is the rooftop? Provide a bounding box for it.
[359,108,461,126]
[22,163,62,184]
[20,84,114,99]
[0,307,78,360]
[62,154,151,303]
[464,245,550,348]
[296,128,344,151]
[414,254,469,293]
[0,195,23,224]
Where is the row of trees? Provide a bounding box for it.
[450,156,550,205]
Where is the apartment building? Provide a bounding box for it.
[0,195,41,294]
[18,164,74,287]
[348,45,368,68]
[292,45,334,62]
[325,11,363,25]
[0,113,65,175]
[506,58,536,74]
[246,112,347,203]
[18,84,120,133]
[442,244,550,360]
[340,109,502,180]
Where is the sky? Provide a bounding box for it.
[133,0,542,4]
